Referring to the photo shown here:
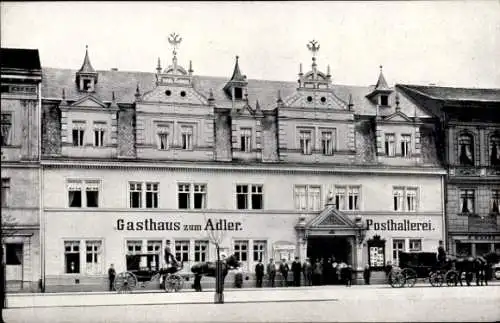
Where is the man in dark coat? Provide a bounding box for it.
[363,264,371,285]
[255,259,265,287]
[267,258,276,287]
[291,257,302,287]
[108,264,116,291]
[279,259,290,287]
[437,240,447,265]
[302,258,313,286]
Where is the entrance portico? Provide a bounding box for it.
[295,202,367,282]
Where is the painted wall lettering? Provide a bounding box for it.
[115,218,243,231]
[366,219,434,231]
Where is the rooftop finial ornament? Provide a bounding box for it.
[307,40,320,57]
[168,33,183,58]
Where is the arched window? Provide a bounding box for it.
[489,133,500,166]
[458,133,474,166]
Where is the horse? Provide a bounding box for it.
[190,254,240,292]
[452,253,498,286]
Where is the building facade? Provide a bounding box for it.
[36,39,447,291]
[399,85,500,258]
[1,48,42,292]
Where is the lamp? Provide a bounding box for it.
[354,215,366,245]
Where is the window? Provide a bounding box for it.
[294,185,307,210]
[393,187,417,212]
[409,239,422,252]
[146,240,162,269]
[194,240,209,262]
[253,240,267,262]
[93,122,106,147]
[458,133,474,166]
[127,240,142,255]
[64,241,80,274]
[490,134,500,166]
[178,183,206,209]
[335,187,346,210]
[406,188,417,212]
[234,87,243,100]
[158,133,169,150]
[72,121,86,147]
[1,178,10,207]
[85,181,99,207]
[385,134,395,156]
[321,130,335,155]
[236,184,263,210]
[299,130,313,155]
[1,113,12,146]
[460,189,475,214]
[5,243,22,265]
[393,188,404,211]
[175,240,189,262]
[83,79,92,91]
[392,239,405,267]
[240,128,252,152]
[400,134,411,157]
[129,182,142,208]
[380,95,389,106]
[491,189,500,214]
[193,184,206,209]
[85,241,102,275]
[146,183,159,209]
[67,180,99,208]
[234,240,248,262]
[128,181,159,209]
[335,186,360,211]
[181,125,193,150]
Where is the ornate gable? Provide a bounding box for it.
[383,110,412,122]
[284,91,348,110]
[69,95,107,109]
[306,205,358,229]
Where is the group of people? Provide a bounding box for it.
[254,257,354,288]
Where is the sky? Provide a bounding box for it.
[1,1,500,88]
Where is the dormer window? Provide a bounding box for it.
[380,95,389,106]
[83,80,92,91]
[234,87,243,100]
[75,46,98,93]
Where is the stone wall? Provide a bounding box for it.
[214,109,232,161]
[117,106,136,158]
[41,103,61,156]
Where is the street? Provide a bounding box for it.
[3,284,500,322]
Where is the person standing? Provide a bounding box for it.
[255,259,265,288]
[303,258,313,286]
[108,264,116,291]
[437,240,447,266]
[363,264,371,285]
[345,265,353,287]
[313,259,322,286]
[279,259,290,287]
[292,257,302,287]
[267,258,276,287]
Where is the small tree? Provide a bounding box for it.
[203,214,226,304]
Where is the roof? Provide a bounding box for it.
[78,46,96,74]
[1,48,41,71]
[41,66,430,118]
[398,84,500,103]
[228,56,246,82]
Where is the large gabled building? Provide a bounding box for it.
[37,39,446,291]
[398,85,500,258]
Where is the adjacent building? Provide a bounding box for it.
[38,39,446,291]
[1,48,42,291]
[399,85,500,258]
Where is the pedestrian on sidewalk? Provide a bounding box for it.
[108,264,116,291]
[303,258,313,286]
[255,259,265,288]
[267,258,276,287]
[313,259,322,286]
[345,265,353,287]
[279,259,289,287]
[363,264,371,285]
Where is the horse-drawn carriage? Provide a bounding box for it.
[113,253,184,293]
[389,251,455,288]
[389,251,499,288]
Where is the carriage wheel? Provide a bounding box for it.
[389,271,405,288]
[114,271,138,293]
[401,268,417,287]
[165,274,183,293]
[445,270,459,287]
[429,272,444,287]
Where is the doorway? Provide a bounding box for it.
[4,243,23,290]
[307,236,352,264]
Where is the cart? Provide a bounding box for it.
[113,253,184,293]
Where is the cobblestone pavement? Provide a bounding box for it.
[4,284,500,322]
